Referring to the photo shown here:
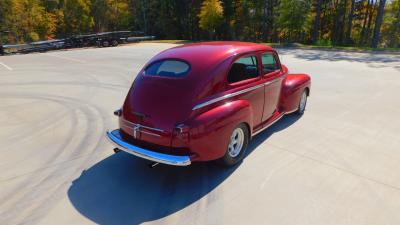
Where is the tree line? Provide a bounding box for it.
[0,0,399,48]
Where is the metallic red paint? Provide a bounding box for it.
[114,42,311,163]
[280,73,311,113]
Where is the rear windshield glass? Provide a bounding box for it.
[144,60,190,77]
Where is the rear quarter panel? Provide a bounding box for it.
[184,100,252,161]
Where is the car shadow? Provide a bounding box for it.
[67,114,300,225]
[277,48,400,71]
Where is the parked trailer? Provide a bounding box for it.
[1,31,152,55]
[126,36,156,42]
[63,31,146,48]
[96,31,139,47]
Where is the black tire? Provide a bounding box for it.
[111,40,119,46]
[102,40,110,47]
[218,123,249,166]
[296,89,308,115]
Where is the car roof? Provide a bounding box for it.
[150,41,273,70]
[173,41,272,54]
[142,42,275,101]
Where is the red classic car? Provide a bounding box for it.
[107,42,311,167]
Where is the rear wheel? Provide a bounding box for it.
[297,90,308,115]
[219,123,249,166]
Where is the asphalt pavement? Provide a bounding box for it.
[1,43,400,225]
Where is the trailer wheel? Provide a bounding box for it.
[102,40,110,47]
[111,40,119,46]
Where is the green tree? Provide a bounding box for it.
[198,0,224,39]
[106,0,130,30]
[0,0,399,47]
[277,0,311,42]
[345,0,356,45]
[312,0,322,43]
[91,0,107,32]
[62,0,93,35]
[372,0,386,47]
[380,0,400,47]
[0,0,13,43]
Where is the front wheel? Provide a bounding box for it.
[297,90,308,115]
[218,123,249,166]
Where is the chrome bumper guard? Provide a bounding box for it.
[106,129,191,166]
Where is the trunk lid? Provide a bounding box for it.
[121,75,197,147]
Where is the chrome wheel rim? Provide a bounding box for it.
[228,128,245,158]
[299,91,307,112]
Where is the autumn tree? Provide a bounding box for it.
[0,0,399,47]
[106,0,130,30]
[4,0,55,42]
[198,0,224,39]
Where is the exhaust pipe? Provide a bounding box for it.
[113,148,121,153]
[148,162,159,168]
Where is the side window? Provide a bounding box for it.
[227,55,259,83]
[261,53,280,74]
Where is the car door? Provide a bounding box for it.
[260,51,284,121]
[226,54,265,130]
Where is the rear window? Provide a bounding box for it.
[144,60,190,77]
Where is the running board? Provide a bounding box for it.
[252,112,286,136]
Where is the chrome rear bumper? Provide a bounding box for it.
[106,129,191,166]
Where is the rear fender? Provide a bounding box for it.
[185,100,252,161]
[280,74,311,112]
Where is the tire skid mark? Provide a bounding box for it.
[0,48,140,225]
[0,93,110,225]
[16,111,108,225]
[0,95,79,150]
[0,81,128,91]
[0,96,79,204]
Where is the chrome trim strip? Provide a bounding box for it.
[265,77,283,85]
[121,118,164,133]
[192,77,284,110]
[140,130,161,137]
[106,129,191,166]
[285,108,298,114]
[193,83,265,110]
[121,124,162,137]
[252,112,286,136]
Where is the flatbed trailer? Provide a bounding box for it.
[1,31,154,55]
